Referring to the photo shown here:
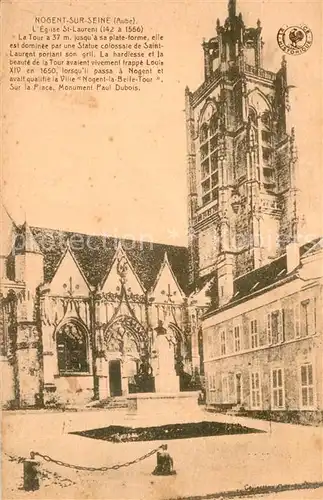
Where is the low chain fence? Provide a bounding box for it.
[4,443,176,492]
[32,445,163,472]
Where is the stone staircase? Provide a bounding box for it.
[86,396,129,410]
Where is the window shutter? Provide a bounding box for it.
[294,303,300,338]
[267,312,272,345]
[308,299,314,335]
[278,309,284,342]
[228,373,235,404]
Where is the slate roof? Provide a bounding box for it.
[23,226,190,293]
[204,237,322,318]
[14,222,42,255]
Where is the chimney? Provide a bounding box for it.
[286,241,300,273]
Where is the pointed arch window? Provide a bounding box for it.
[260,111,272,164]
[248,107,274,189]
[57,322,89,374]
[199,122,209,144]
[199,112,220,206]
[0,291,17,358]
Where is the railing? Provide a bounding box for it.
[244,64,276,82]
[260,195,281,212]
[192,67,221,106]
[191,64,276,106]
[194,203,219,224]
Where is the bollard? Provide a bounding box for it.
[152,444,176,476]
[23,452,40,491]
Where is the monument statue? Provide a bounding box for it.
[153,320,179,393]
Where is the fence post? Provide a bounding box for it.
[23,452,40,491]
[152,444,176,476]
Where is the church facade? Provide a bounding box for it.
[0,218,208,409]
[185,0,323,422]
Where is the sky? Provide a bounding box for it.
[1,0,322,246]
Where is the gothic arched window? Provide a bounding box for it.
[249,106,274,188]
[199,123,208,144]
[260,110,272,166]
[249,107,258,133]
[199,112,220,207]
[0,291,17,358]
[56,322,89,374]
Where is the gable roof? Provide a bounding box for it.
[204,237,322,318]
[100,241,146,293]
[26,226,189,293]
[150,251,185,298]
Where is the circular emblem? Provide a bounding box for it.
[277,24,313,55]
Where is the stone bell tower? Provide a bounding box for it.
[186,0,300,298]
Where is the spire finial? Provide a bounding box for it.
[281,55,287,69]
[228,0,236,18]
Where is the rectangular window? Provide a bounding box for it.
[234,325,241,352]
[250,372,261,408]
[272,368,285,409]
[250,319,258,349]
[222,375,229,403]
[267,310,284,345]
[300,364,314,408]
[220,329,226,355]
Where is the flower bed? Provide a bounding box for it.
[71,421,262,443]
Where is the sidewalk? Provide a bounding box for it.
[2,407,323,499]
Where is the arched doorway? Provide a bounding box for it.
[103,315,149,395]
[109,360,122,396]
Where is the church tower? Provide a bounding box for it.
[186,0,300,296]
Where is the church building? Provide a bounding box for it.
[0,215,208,408]
[185,0,323,423]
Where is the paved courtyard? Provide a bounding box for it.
[2,406,322,500]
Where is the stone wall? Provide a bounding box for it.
[44,375,94,407]
[0,359,15,408]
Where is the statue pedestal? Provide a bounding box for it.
[126,391,200,425]
[155,372,179,393]
[153,334,179,393]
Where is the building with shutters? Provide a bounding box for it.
[184,0,323,423]
[202,240,323,423]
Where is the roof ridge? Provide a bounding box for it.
[1,204,18,228]
[30,225,187,250]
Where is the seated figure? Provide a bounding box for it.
[152,444,176,476]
